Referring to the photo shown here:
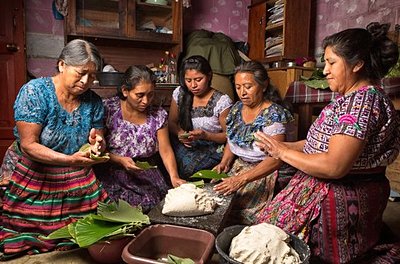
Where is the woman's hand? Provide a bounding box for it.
[214,174,246,196]
[71,151,107,166]
[188,129,207,141]
[178,131,193,148]
[88,128,106,155]
[210,161,232,184]
[120,157,143,172]
[254,131,288,160]
[213,161,231,174]
[170,176,186,188]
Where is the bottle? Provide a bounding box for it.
[164,51,171,83]
[159,57,166,83]
[168,52,177,83]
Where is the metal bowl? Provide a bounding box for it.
[216,225,310,264]
[96,72,124,86]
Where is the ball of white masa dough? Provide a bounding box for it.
[162,183,217,217]
[229,223,301,264]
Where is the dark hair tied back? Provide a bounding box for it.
[367,22,390,41]
[235,61,291,111]
[116,65,156,100]
[322,22,398,81]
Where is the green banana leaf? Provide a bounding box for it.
[135,161,157,170]
[79,143,110,161]
[303,79,329,89]
[188,180,205,188]
[190,170,228,180]
[90,152,110,161]
[74,217,129,247]
[386,48,400,77]
[178,132,190,139]
[167,254,195,264]
[43,200,149,248]
[79,143,91,152]
[96,200,150,224]
[299,68,329,89]
[43,225,71,240]
[68,221,77,240]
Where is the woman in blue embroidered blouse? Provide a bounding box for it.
[213,61,294,225]
[0,39,109,258]
[256,23,400,263]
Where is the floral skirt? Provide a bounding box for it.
[94,155,169,213]
[0,150,109,259]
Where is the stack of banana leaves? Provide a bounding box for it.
[42,200,150,247]
[301,68,329,89]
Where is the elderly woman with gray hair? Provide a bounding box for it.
[0,39,109,258]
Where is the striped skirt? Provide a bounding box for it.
[0,155,109,259]
[228,158,277,225]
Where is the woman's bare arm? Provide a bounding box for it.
[255,131,365,179]
[157,125,186,187]
[17,121,106,167]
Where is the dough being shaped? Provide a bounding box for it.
[162,183,217,217]
[229,223,301,264]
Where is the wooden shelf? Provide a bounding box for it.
[265,21,283,31]
[248,0,311,62]
[136,2,172,11]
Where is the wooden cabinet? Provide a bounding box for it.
[65,0,127,38]
[64,0,182,72]
[0,1,26,161]
[248,0,312,63]
[267,66,314,98]
[65,0,182,106]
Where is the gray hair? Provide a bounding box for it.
[57,39,102,71]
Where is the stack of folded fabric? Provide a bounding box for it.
[265,0,284,57]
[265,35,283,57]
[267,0,284,25]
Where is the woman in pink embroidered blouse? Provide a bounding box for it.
[255,22,400,263]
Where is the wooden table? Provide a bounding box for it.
[285,77,400,140]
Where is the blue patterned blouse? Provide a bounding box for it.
[13,77,104,155]
[226,101,294,162]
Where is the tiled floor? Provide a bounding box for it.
[3,200,400,264]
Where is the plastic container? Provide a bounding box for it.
[122,224,215,264]
[215,225,310,264]
[87,236,132,264]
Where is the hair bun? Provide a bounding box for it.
[367,22,390,41]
